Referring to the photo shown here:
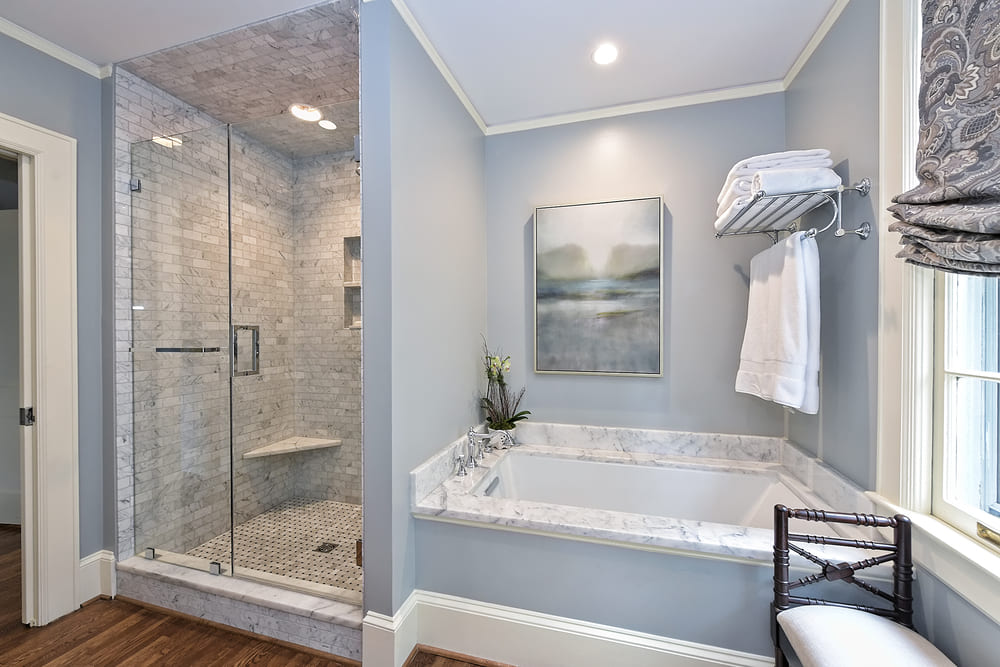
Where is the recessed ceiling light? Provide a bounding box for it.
[151,135,182,148]
[289,104,322,122]
[318,119,337,130]
[592,43,618,65]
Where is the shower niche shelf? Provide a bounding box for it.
[344,235,361,329]
[243,436,342,460]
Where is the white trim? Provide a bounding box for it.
[875,0,923,506]
[869,493,1000,626]
[0,110,81,626]
[389,0,488,134]
[78,550,117,602]
[484,81,785,136]
[782,0,850,89]
[0,17,105,79]
[363,590,772,667]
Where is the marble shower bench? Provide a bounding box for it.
[242,436,342,459]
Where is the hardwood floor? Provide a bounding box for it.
[403,645,514,667]
[1,525,497,666]
[0,525,356,666]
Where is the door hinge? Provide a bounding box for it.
[19,407,35,426]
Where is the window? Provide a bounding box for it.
[934,273,1000,537]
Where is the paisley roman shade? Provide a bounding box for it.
[888,0,1000,275]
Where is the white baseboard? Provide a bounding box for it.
[78,550,116,603]
[0,489,19,524]
[363,590,772,667]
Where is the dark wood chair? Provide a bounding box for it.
[771,505,955,667]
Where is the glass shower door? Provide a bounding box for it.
[131,124,233,573]
[228,108,364,603]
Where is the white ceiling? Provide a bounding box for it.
[398,0,839,130]
[0,0,840,131]
[0,0,330,65]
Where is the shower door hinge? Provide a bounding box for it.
[356,539,363,567]
[129,178,142,192]
[19,407,35,426]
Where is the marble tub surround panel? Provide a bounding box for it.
[513,421,782,462]
[117,557,362,660]
[414,445,802,562]
[410,431,473,506]
[779,440,875,517]
[411,425,871,564]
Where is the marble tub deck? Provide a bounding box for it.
[411,422,875,565]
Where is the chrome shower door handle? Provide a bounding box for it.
[233,325,260,376]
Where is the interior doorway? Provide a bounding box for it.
[0,151,20,628]
[0,151,18,528]
[0,111,80,627]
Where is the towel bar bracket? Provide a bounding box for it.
[716,177,872,242]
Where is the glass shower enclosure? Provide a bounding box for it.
[130,102,362,603]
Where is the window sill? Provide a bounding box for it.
[868,492,1000,626]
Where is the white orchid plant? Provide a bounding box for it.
[481,341,530,430]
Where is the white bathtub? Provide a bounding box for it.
[474,451,808,531]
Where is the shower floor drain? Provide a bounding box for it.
[315,542,338,553]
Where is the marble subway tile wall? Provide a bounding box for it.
[292,153,362,504]
[130,124,232,554]
[230,130,298,524]
[117,69,363,558]
[115,68,227,558]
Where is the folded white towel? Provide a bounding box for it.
[717,150,832,205]
[752,167,842,197]
[714,192,829,234]
[735,231,819,411]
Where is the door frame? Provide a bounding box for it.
[0,110,80,626]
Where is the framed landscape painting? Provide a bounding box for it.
[534,196,662,376]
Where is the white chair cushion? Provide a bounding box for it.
[777,605,956,667]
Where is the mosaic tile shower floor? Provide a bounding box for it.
[186,498,362,594]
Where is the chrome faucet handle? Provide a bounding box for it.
[455,444,469,476]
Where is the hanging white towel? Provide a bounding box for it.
[752,167,842,197]
[799,235,821,414]
[735,231,819,411]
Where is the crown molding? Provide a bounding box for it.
[783,0,850,89]
[0,16,106,79]
[484,81,785,136]
[389,0,488,134]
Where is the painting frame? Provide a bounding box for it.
[534,196,663,377]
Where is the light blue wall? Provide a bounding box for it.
[360,0,487,616]
[484,95,788,435]
[413,94,791,654]
[784,3,1000,662]
[785,0,879,490]
[416,520,777,655]
[0,33,105,557]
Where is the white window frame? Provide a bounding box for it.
[873,0,1000,626]
[932,275,1000,537]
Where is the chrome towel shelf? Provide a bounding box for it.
[716,178,871,242]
